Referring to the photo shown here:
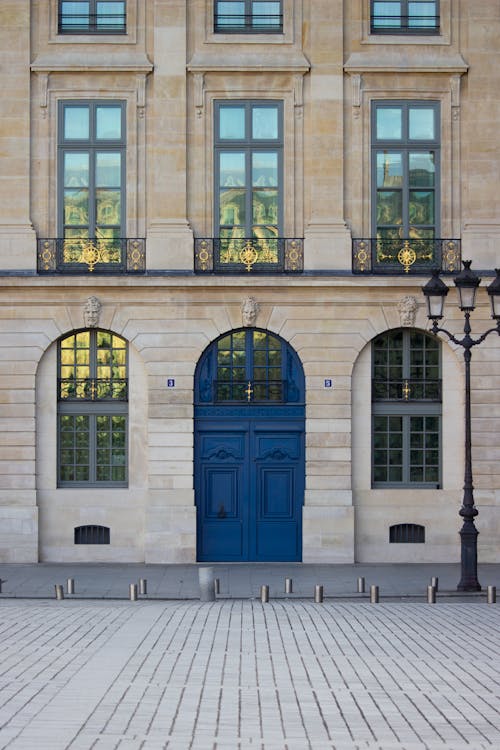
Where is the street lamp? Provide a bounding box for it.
[422,262,500,591]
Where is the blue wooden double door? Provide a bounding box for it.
[195,329,305,562]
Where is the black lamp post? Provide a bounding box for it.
[422,262,500,591]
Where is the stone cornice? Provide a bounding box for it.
[31,52,153,74]
[344,52,468,75]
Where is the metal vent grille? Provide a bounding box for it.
[74,525,110,544]
[389,523,425,543]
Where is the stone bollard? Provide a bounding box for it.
[487,585,496,604]
[285,578,293,594]
[260,585,269,603]
[67,578,75,595]
[357,576,365,593]
[427,585,436,604]
[139,578,147,595]
[314,584,324,603]
[129,583,138,601]
[55,584,64,600]
[370,585,379,603]
[199,567,216,602]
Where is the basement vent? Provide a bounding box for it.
[389,523,425,543]
[74,525,110,544]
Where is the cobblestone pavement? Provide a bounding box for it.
[0,600,498,750]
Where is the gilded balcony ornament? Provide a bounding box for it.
[355,240,369,272]
[285,239,303,272]
[239,240,259,272]
[398,241,417,273]
[39,239,56,271]
[442,240,459,273]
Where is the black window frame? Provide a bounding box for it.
[371,100,440,244]
[370,1,439,35]
[57,329,128,488]
[214,100,284,243]
[58,0,127,34]
[214,1,283,34]
[372,329,442,488]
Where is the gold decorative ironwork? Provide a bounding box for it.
[402,379,411,400]
[80,240,101,272]
[195,239,212,271]
[38,239,56,271]
[285,239,304,272]
[245,381,254,402]
[239,240,260,272]
[354,240,370,272]
[397,241,417,273]
[126,239,146,272]
[442,240,459,273]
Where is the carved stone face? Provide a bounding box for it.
[83,296,101,328]
[241,297,259,327]
[398,295,418,327]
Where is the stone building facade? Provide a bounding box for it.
[0,0,499,563]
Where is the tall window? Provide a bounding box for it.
[372,329,441,487]
[371,1,439,33]
[372,101,440,248]
[215,1,282,33]
[59,1,126,33]
[215,101,283,259]
[58,330,128,486]
[58,101,126,264]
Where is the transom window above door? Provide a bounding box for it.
[59,1,126,34]
[196,329,304,405]
[215,1,283,33]
[371,1,439,34]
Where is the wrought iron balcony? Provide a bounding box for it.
[352,238,461,275]
[214,380,286,403]
[195,238,303,274]
[371,15,439,34]
[58,13,126,34]
[37,238,146,274]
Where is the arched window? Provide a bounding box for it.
[372,329,441,487]
[58,329,128,486]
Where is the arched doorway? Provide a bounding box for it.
[194,328,305,561]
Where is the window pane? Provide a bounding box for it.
[96,153,121,187]
[220,189,246,227]
[252,152,278,186]
[409,191,434,226]
[377,191,402,226]
[252,2,281,27]
[64,153,89,187]
[409,152,435,187]
[61,2,90,30]
[64,190,89,226]
[252,107,279,139]
[409,108,435,139]
[219,107,246,139]
[64,106,90,139]
[373,2,401,28]
[219,152,245,186]
[376,108,402,140]
[96,107,122,139]
[216,2,245,28]
[96,190,121,227]
[253,190,278,226]
[96,1,125,29]
[409,2,436,28]
[377,152,403,188]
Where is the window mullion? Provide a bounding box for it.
[89,413,97,483]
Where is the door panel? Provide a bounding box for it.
[196,420,303,561]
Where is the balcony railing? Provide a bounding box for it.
[372,378,442,402]
[352,238,461,275]
[214,13,283,33]
[58,13,126,34]
[194,238,303,274]
[37,238,146,274]
[59,378,128,401]
[371,15,439,34]
[214,380,286,403]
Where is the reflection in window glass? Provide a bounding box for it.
[376,108,402,140]
[252,107,278,140]
[64,107,90,140]
[219,107,246,140]
[409,108,435,140]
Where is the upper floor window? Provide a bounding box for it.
[372,329,441,487]
[59,1,126,34]
[215,101,283,261]
[371,1,439,34]
[215,1,283,33]
[372,101,440,249]
[58,329,128,486]
[58,101,126,268]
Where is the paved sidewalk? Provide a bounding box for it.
[1,562,499,600]
[0,598,498,749]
